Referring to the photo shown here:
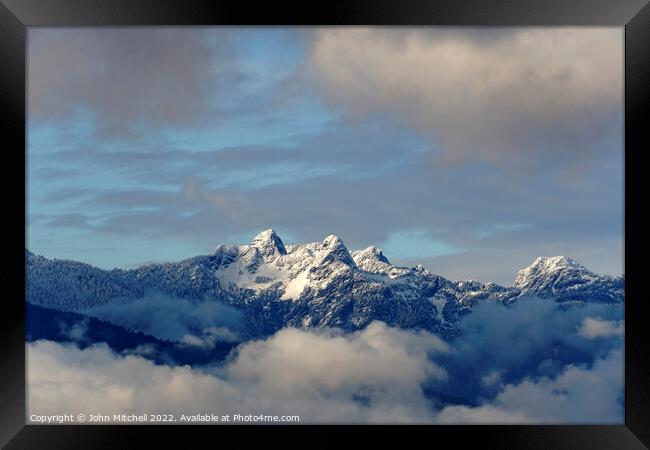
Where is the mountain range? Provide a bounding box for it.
[26,229,624,343]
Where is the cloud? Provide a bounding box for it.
[57,317,89,343]
[307,28,622,171]
[43,119,425,194]
[427,298,624,404]
[82,292,244,347]
[28,340,241,419]
[435,349,623,424]
[476,223,532,239]
[27,308,623,424]
[27,322,448,423]
[481,370,502,387]
[44,213,93,229]
[180,327,240,349]
[28,28,239,138]
[577,317,624,339]
[226,322,448,393]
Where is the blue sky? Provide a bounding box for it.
[27,27,624,284]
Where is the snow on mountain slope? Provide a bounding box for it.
[25,231,624,339]
[209,231,358,301]
[249,228,286,260]
[514,256,595,290]
[513,256,624,303]
[352,246,410,278]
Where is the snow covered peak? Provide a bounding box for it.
[534,256,584,269]
[353,246,390,264]
[315,235,356,267]
[513,256,594,290]
[352,246,394,274]
[322,234,343,247]
[250,229,287,260]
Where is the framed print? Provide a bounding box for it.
[1,0,649,447]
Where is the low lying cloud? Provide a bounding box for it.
[227,323,448,393]
[180,327,240,349]
[28,322,448,423]
[308,28,622,172]
[28,308,623,424]
[57,317,89,343]
[435,349,623,424]
[577,317,624,339]
[434,298,624,400]
[83,292,244,347]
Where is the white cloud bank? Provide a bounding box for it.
[27,320,622,424]
[28,322,448,423]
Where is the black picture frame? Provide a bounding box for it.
[1,0,648,448]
